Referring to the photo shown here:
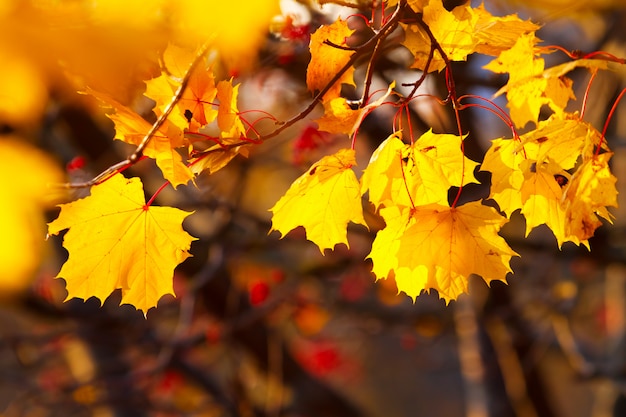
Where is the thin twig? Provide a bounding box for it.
[59,41,213,189]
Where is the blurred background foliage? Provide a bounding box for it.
[1,0,626,416]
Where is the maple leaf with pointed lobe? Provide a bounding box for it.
[471,4,540,56]
[402,0,478,72]
[306,18,355,101]
[563,153,617,241]
[270,149,366,252]
[481,113,611,247]
[519,158,583,247]
[315,98,361,135]
[401,0,539,73]
[47,174,196,315]
[189,144,251,175]
[485,34,609,128]
[362,131,478,209]
[361,133,406,209]
[179,61,218,129]
[368,201,518,303]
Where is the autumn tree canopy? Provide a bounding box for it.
[28,0,622,314]
[1,0,626,416]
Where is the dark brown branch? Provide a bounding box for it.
[59,42,212,189]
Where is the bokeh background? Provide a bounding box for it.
[1,0,626,416]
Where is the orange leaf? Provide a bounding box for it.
[216,80,246,142]
[47,174,196,315]
[306,18,355,100]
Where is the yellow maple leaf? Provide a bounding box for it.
[178,61,218,130]
[270,149,366,252]
[563,153,618,241]
[485,35,609,128]
[519,159,586,247]
[480,115,600,216]
[400,130,479,206]
[47,174,196,315]
[0,138,65,295]
[144,73,189,129]
[362,130,478,208]
[471,4,540,56]
[402,0,478,72]
[306,18,355,101]
[518,115,603,170]
[361,133,406,209]
[145,43,220,133]
[483,33,547,128]
[368,201,518,303]
[315,98,360,135]
[482,114,611,246]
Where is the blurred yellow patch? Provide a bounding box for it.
[0,139,65,296]
[173,0,280,73]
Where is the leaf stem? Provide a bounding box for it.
[596,86,626,156]
[145,180,172,208]
[580,68,598,120]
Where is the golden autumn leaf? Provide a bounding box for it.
[144,73,188,129]
[368,201,518,303]
[402,0,478,72]
[361,133,406,209]
[517,116,602,170]
[400,130,479,206]
[481,113,608,239]
[485,35,609,128]
[519,159,583,247]
[306,18,355,101]
[179,61,218,129]
[0,138,65,295]
[47,174,196,315]
[189,144,251,175]
[315,82,395,135]
[270,149,366,252]
[146,45,218,132]
[483,33,548,128]
[216,79,247,142]
[362,130,478,209]
[315,98,360,134]
[471,4,540,56]
[563,153,618,242]
[86,88,194,188]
